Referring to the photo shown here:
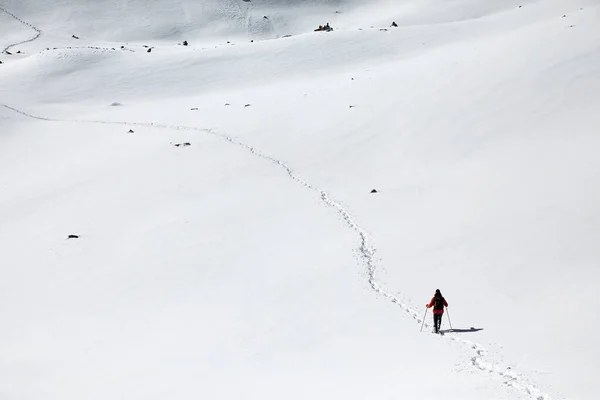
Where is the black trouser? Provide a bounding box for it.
[433,313,443,333]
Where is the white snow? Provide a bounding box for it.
[1,0,599,399]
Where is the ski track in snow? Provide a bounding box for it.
[0,6,43,54]
[1,103,553,400]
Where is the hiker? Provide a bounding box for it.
[426,289,448,333]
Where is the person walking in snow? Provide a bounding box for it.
[426,289,448,334]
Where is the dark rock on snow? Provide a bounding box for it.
[315,23,333,32]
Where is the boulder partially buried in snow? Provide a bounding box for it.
[314,23,333,32]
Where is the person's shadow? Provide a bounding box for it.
[440,327,483,334]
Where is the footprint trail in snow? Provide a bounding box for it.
[0,6,43,54]
[1,103,553,400]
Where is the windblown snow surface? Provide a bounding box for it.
[1,1,599,399]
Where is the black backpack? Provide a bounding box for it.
[434,296,445,311]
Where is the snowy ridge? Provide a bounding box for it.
[0,6,43,54]
[1,103,552,400]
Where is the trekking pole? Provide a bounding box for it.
[420,308,428,332]
[446,307,453,330]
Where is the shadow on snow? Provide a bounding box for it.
[440,327,484,334]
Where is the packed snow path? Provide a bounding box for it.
[1,103,552,400]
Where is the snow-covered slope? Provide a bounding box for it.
[1,1,599,399]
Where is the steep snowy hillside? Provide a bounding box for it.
[1,1,599,400]
[0,0,364,45]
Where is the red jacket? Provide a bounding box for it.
[426,297,448,315]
